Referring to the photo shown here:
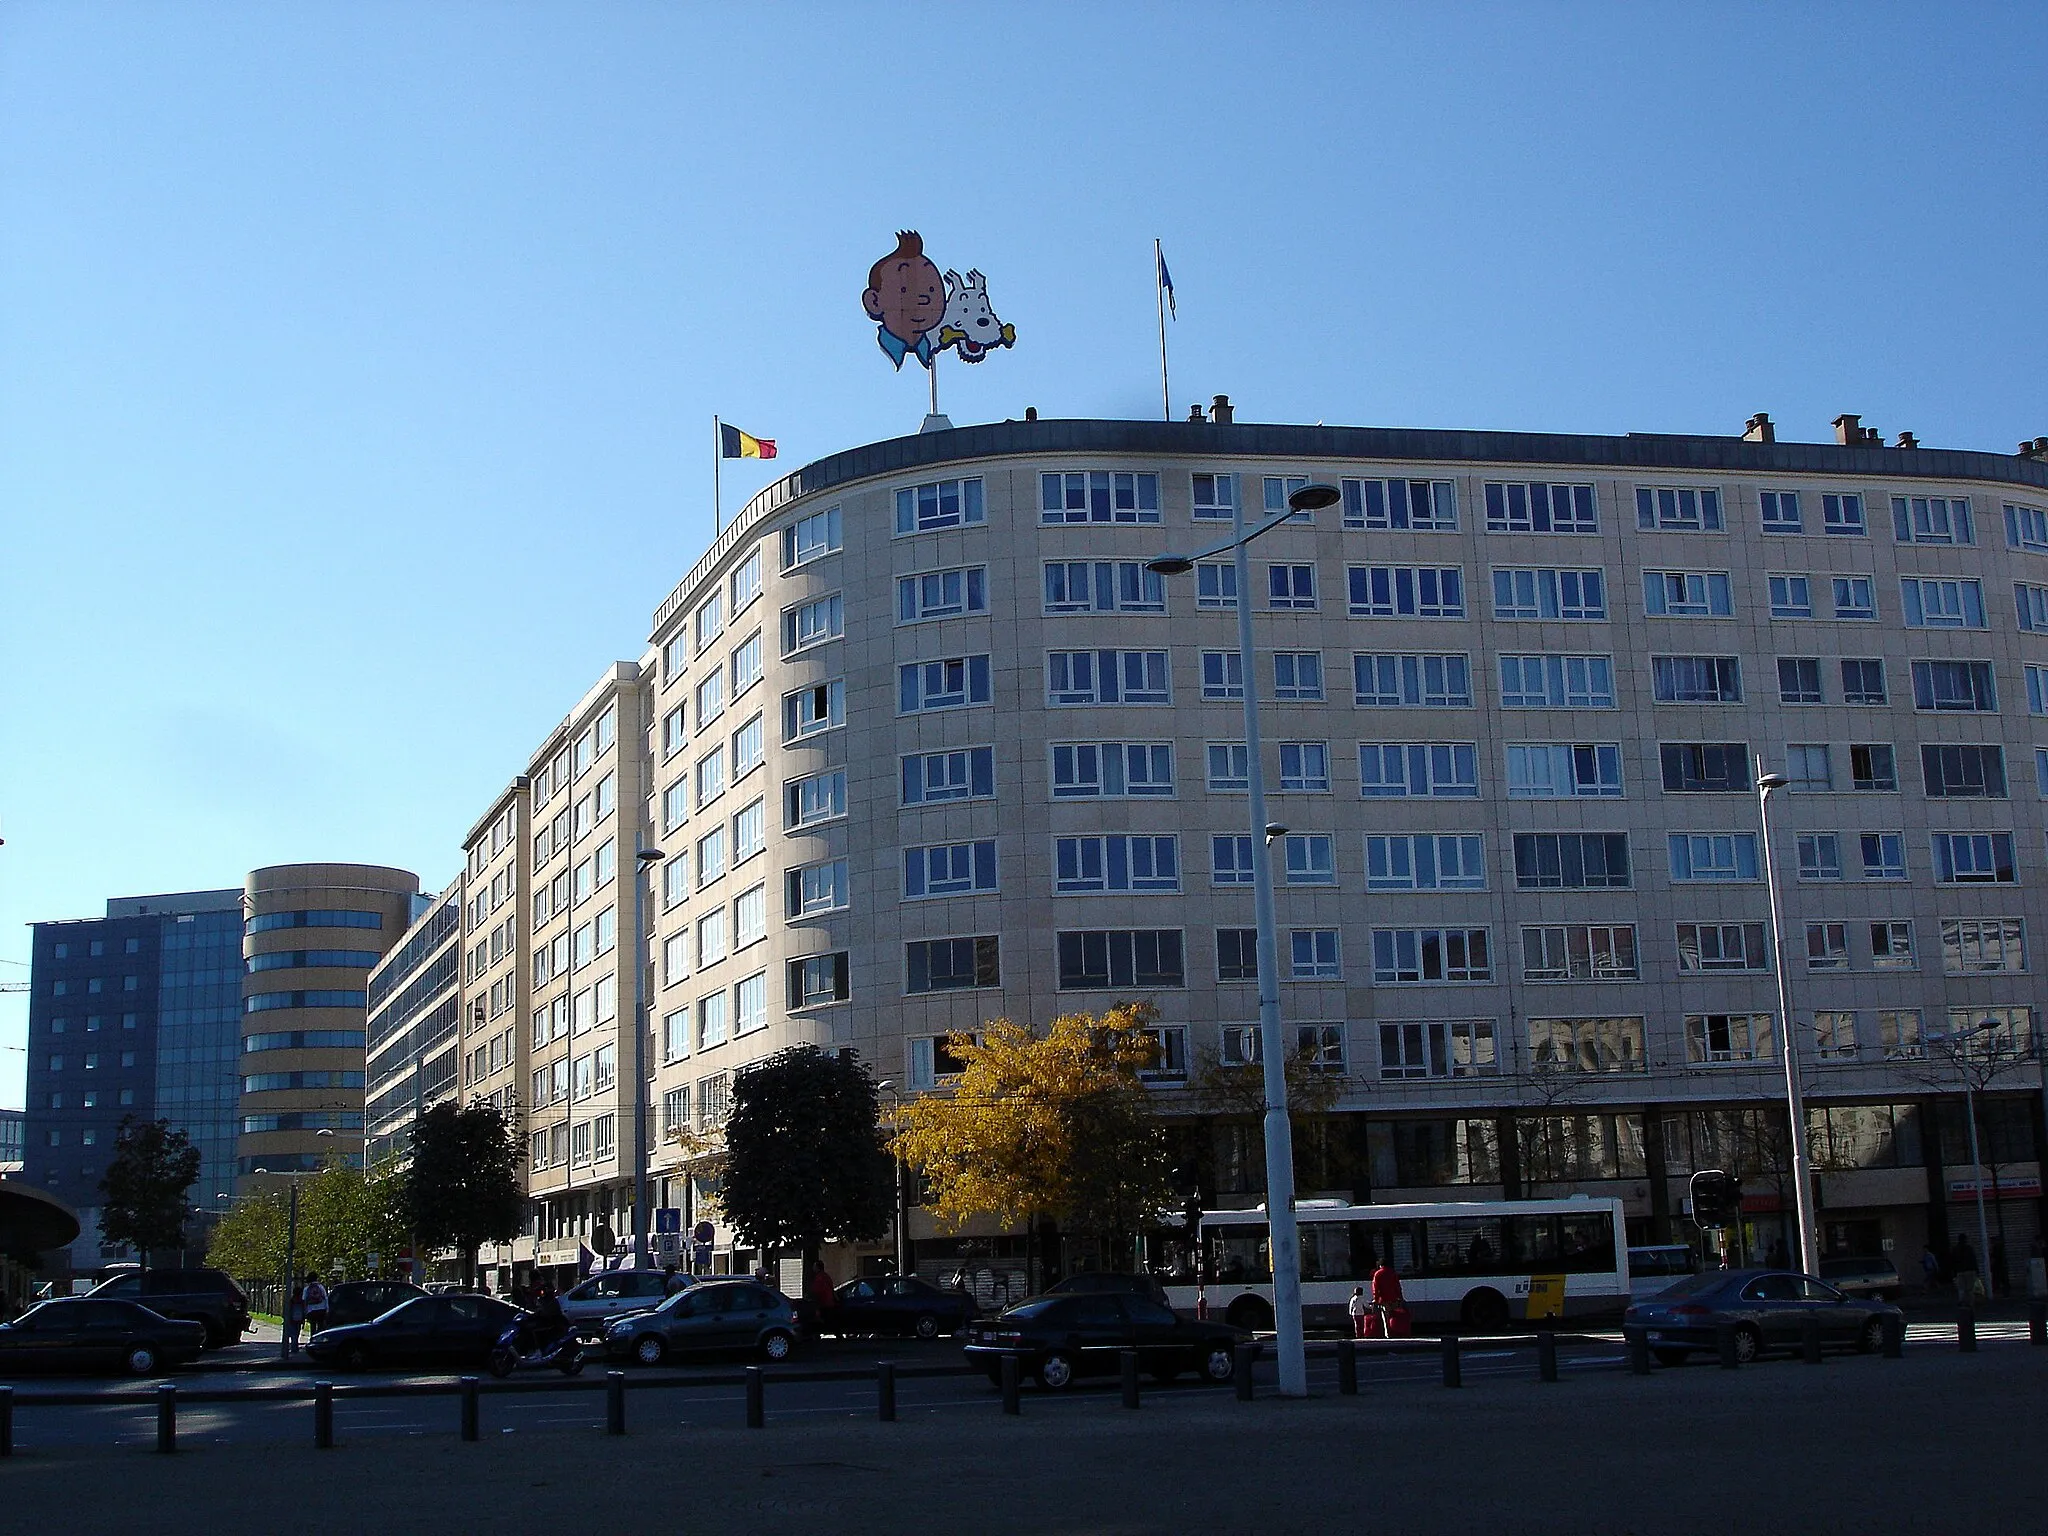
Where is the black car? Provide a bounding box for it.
[89,1267,250,1348]
[1044,1271,1171,1306]
[964,1292,1251,1389]
[0,1298,209,1375]
[831,1275,978,1339]
[304,1292,522,1372]
[1624,1268,1903,1365]
[321,1280,430,1330]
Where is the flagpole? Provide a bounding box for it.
[1155,239,1170,422]
[713,414,723,535]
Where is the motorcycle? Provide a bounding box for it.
[487,1315,585,1378]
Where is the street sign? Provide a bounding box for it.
[692,1220,714,1245]
[655,1208,682,1234]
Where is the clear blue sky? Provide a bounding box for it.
[2,4,2042,1103]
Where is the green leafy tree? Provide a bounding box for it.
[721,1046,894,1267]
[207,1189,291,1282]
[98,1117,201,1266]
[404,1102,523,1285]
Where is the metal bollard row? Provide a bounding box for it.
[1627,1333,1650,1376]
[877,1361,896,1422]
[313,1379,334,1448]
[1439,1331,1461,1388]
[1882,1314,1906,1359]
[1120,1349,1140,1409]
[1539,1329,1560,1383]
[606,1371,626,1435]
[1800,1318,1824,1366]
[1958,1308,1978,1353]
[1336,1337,1358,1396]
[1716,1320,1741,1369]
[745,1366,764,1428]
[156,1384,177,1453]
[2031,1301,2046,1347]
[1233,1344,1254,1401]
[1000,1353,1021,1414]
[0,1385,12,1458]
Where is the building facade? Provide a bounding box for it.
[363,879,464,1167]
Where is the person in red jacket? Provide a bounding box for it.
[1370,1259,1406,1337]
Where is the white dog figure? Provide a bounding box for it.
[935,269,1017,363]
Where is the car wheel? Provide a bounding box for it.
[760,1329,794,1362]
[487,1346,517,1379]
[125,1344,159,1376]
[1858,1318,1887,1354]
[343,1343,371,1372]
[1461,1289,1511,1333]
[634,1334,667,1368]
[1733,1325,1763,1364]
[1653,1348,1689,1368]
[1037,1351,1076,1390]
[1202,1345,1236,1383]
[913,1313,940,1341]
[200,1321,225,1350]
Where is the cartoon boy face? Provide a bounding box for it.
[863,230,946,363]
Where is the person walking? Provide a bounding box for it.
[1370,1258,1406,1337]
[1920,1244,1943,1296]
[805,1259,838,1339]
[1347,1285,1370,1339]
[302,1272,330,1336]
[1950,1236,1981,1306]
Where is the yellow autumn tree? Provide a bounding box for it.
[892,1003,1173,1259]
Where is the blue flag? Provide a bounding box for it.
[1157,245,1176,318]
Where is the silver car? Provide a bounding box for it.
[560,1269,685,1331]
[604,1279,798,1365]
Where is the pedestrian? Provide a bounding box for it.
[1370,1257,1406,1337]
[1920,1244,1943,1295]
[1194,1283,1208,1322]
[302,1272,330,1336]
[1950,1236,1981,1306]
[285,1277,306,1355]
[806,1259,838,1338]
[1347,1284,1370,1339]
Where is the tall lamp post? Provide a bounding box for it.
[1926,1019,2003,1300]
[1147,479,1339,1399]
[631,844,667,1270]
[875,1081,908,1277]
[256,1124,334,1361]
[1756,771,1821,1275]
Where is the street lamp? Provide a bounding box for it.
[631,845,667,1270]
[1925,1018,2005,1300]
[875,1080,908,1277]
[1146,479,1338,1399]
[258,1125,335,1360]
[1755,771,1821,1276]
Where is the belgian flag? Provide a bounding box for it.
[720,422,776,459]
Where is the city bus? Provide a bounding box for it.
[1160,1197,1630,1333]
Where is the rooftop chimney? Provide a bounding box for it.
[1210,394,1234,426]
[1833,413,1881,446]
[1188,403,1206,423]
[1742,413,1775,444]
[2020,438,2048,461]
[1894,431,1918,450]
[1024,406,1038,421]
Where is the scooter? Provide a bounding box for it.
[487,1316,586,1378]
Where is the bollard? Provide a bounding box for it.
[460,1376,479,1441]
[1120,1349,1140,1410]
[2030,1301,2046,1347]
[1440,1331,1462,1388]
[1800,1317,1824,1365]
[156,1384,177,1454]
[313,1380,334,1449]
[606,1371,626,1436]
[1000,1354,1021,1415]
[0,1386,12,1458]
[1882,1313,1905,1358]
[1336,1337,1358,1396]
[1539,1329,1560,1383]
[1627,1333,1650,1376]
[745,1366,764,1428]
[1958,1308,1977,1353]
[878,1361,897,1422]
[1233,1344,1254,1401]
[1716,1321,1740,1370]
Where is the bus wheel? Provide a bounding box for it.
[1224,1295,1274,1333]
[1461,1288,1511,1333]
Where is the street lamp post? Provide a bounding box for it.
[631,845,667,1271]
[1756,772,1821,1275]
[1148,480,1338,1399]
[876,1081,908,1277]
[1927,1020,2001,1301]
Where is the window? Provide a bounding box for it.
[895,477,985,534]
[1831,576,1876,620]
[781,593,844,655]
[1656,655,1744,704]
[906,936,1000,993]
[1892,495,1974,546]
[733,972,767,1037]
[695,670,725,726]
[1520,924,1638,981]
[1528,1016,1646,1073]
[2031,667,2048,717]
[1499,654,1614,709]
[1913,660,1997,712]
[1039,470,1160,524]
[1785,743,1832,793]
[1668,833,1759,882]
[899,655,992,713]
[1675,922,1768,972]
[1047,650,1170,706]
[1806,923,1849,971]
[1346,477,1459,530]
[1859,831,1907,880]
[1043,560,1164,615]
[1288,929,1341,979]
[1822,493,1866,536]
[1850,744,1898,791]
[1777,658,1822,705]
[1660,743,1751,792]
[662,705,687,760]
[1871,921,1916,970]
[1759,490,1802,533]
[1877,1009,1924,1060]
[2005,502,2048,554]
[1201,650,1243,700]
[1267,563,1317,610]
[1946,1005,2033,1058]
[730,631,764,695]
[697,988,729,1050]
[697,908,728,968]
[1137,1025,1188,1083]
[1686,1013,1774,1064]
[1512,833,1631,889]
[787,857,849,917]
[695,746,726,810]
[1262,475,1311,517]
[787,952,850,1008]
[1296,1024,1347,1073]
[907,1035,974,1090]
[1642,569,1733,617]
[1191,472,1236,522]
[1056,930,1185,990]
[1490,567,1607,621]
[1932,831,2016,884]
[903,840,1000,899]
[1941,917,2026,973]
[1272,652,1324,701]
[2038,748,2048,797]
[731,546,762,611]
[901,747,995,804]
[1211,835,1254,886]
[1504,742,1623,799]
[1371,927,1491,983]
[1283,833,1337,885]
[1379,1019,1498,1080]
[733,797,766,862]
[782,506,841,569]
[1352,653,1471,708]
[1901,577,1986,629]
[1359,741,1478,798]
[1364,833,1484,891]
[1195,562,1237,609]
[2017,583,2048,633]
[662,932,689,986]
[1055,835,1179,894]
[1346,565,1465,619]
[899,564,989,622]
[1636,486,1723,531]
[1216,929,1258,982]
[1769,574,1814,619]
[1049,741,1175,799]
[1277,742,1330,792]
[1922,744,2006,798]
[1839,658,1886,705]
[1484,480,1597,534]
[731,714,764,779]
[694,594,723,653]
[1797,833,1842,881]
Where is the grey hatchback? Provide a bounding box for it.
[1623,1268,1902,1365]
[603,1279,798,1366]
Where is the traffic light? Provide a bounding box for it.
[1689,1169,1743,1228]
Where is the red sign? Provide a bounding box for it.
[1948,1178,2041,1200]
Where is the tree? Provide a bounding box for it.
[207,1161,410,1285]
[720,1046,893,1267]
[894,1004,1174,1263]
[98,1116,201,1266]
[207,1189,291,1282]
[404,1102,523,1285]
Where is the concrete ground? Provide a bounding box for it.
[3,1340,2042,1534]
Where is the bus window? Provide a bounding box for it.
[1503,1214,1561,1268]
[1352,1220,1418,1274]
[1420,1216,1505,1277]
[1299,1222,1354,1282]
[1205,1225,1267,1284]
[1558,1212,1617,1273]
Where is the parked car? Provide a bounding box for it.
[560,1269,686,1333]
[1623,1269,1903,1365]
[964,1292,1251,1390]
[321,1280,431,1330]
[89,1267,250,1348]
[304,1292,522,1372]
[1818,1255,1904,1302]
[604,1278,797,1365]
[831,1275,977,1339]
[1043,1271,1171,1306]
[0,1297,208,1375]
[1627,1245,1702,1303]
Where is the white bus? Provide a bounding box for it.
[1161,1197,1630,1333]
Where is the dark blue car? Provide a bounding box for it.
[1624,1268,1901,1365]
